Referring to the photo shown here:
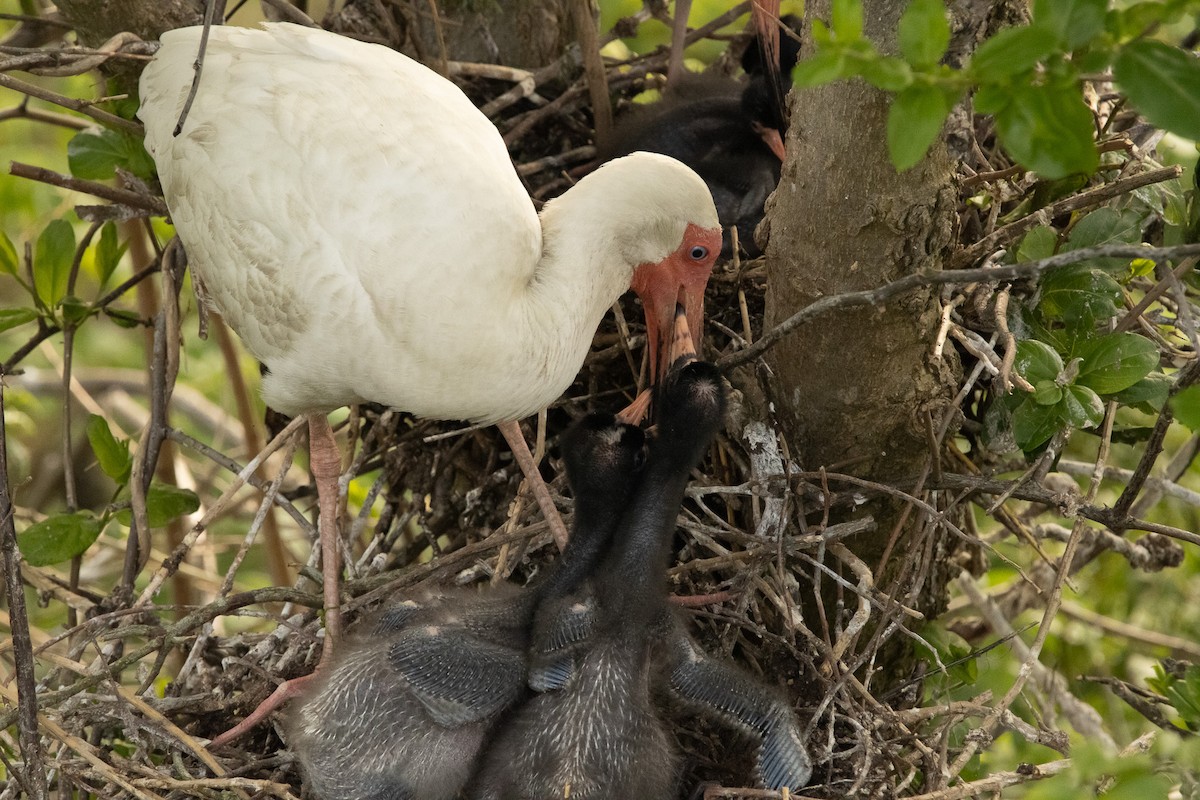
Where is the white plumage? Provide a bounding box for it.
[139,23,720,423]
[137,21,720,745]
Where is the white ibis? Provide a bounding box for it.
[137,21,720,744]
[289,413,646,800]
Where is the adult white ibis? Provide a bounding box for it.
[137,22,720,744]
[289,412,645,800]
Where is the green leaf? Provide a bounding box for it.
[67,129,128,180]
[124,137,158,181]
[1171,385,1200,433]
[0,230,18,277]
[1065,208,1143,255]
[117,483,200,527]
[1111,3,1184,40]
[1126,257,1156,280]
[1075,333,1158,395]
[832,0,864,41]
[0,307,38,332]
[67,128,157,182]
[899,0,950,68]
[970,25,1059,80]
[1062,384,1105,428]
[858,56,913,91]
[1015,339,1064,384]
[104,307,144,328]
[886,84,950,171]
[915,624,977,684]
[1162,665,1200,728]
[1039,265,1122,326]
[1033,380,1062,406]
[811,18,832,46]
[1032,0,1106,49]
[34,219,76,308]
[792,50,851,87]
[1012,398,1062,449]
[1112,371,1169,411]
[992,80,1098,178]
[1114,40,1200,141]
[86,414,132,484]
[94,222,124,288]
[60,295,90,326]
[17,512,102,566]
[1016,226,1058,262]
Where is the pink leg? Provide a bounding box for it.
[498,419,570,551]
[209,672,317,747]
[209,413,343,748]
[307,413,344,658]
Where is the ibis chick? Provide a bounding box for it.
[473,353,727,800]
[289,415,646,800]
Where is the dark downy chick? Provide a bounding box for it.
[600,15,802,258]
[653,614,813,791]
[473,353,727,800]
[288,417,645,800]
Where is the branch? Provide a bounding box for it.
[10,161,168,214]
[904,758,1071,800]
[951,165,1184,268]
[0,381,48,799]
[718,242,1200,370]
[0,72,142,133]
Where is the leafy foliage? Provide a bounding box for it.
[14,415,197,568]
[17,511,103,567]
[67,127,156,182]
[1147,663,1200,732]
[793,0,1200,176]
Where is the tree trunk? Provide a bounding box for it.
[762,0,959,618]
[55,0,204,46]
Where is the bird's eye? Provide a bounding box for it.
[689,245,709,261]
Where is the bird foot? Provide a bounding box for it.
[615,389,652,426]
[208,671,318,748]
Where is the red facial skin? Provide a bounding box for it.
[630,222,722,385]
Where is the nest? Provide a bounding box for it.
[2,5,1197,800]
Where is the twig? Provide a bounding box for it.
[904,758,1071,800]
[1113,359,1200,518]
[6,31,149,77]
[174,0,221,135]
[9,161,168,214]
[951,165,1183,268]
[0,379,47,799]
[1115,257,1197,332]
[950,400,1120,777]
[1060,600,1200,660]
[0,101,90,129]
[0,72,142,133]
[569,0,612,145]
[136,415,308,606]
[717,242,1200,370]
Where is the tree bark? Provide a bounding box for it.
[762,0,958,605]
[330,0,574,69]
[55,0,204,46]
